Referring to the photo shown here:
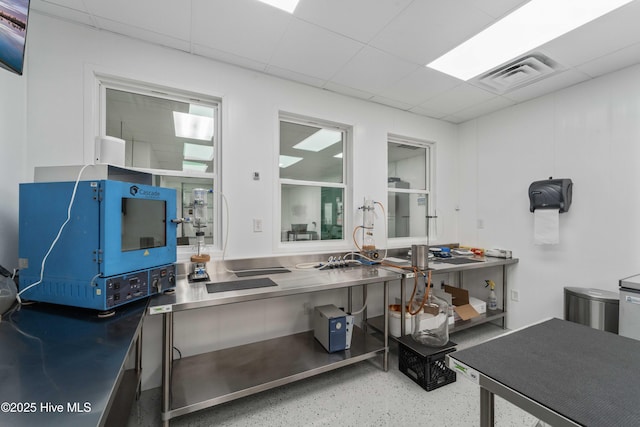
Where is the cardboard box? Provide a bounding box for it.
[443,285,480,321]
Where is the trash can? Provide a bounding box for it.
[564,287,619,333]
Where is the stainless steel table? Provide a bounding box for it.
[0,299,146,426]
[375,256,519,336]
[148,265,399,426]
[448,318,640,426]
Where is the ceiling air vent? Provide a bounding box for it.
[472,53,562,94]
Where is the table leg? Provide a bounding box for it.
[361,285,368,332]
[383,280,389,372]
[502,265,507,329]
[400,276,406,336]
[480,386,495,427]
[161,311,174,427]
[135,329,143,399]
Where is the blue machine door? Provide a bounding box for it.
[100,181,177,276]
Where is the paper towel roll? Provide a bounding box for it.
[534,209,559,245]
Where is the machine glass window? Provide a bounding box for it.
[279,117,348,243]
[121,198,167,251]
[102,83,220,250]
[387,138,433,239]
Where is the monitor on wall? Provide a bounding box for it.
[0,0,30,75]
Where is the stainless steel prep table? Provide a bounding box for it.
[375,256,519,336]
[0,299,146,426]
[448,318,640,427]
[148,265,400,426]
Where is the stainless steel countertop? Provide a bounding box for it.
[0,299,146,426]
[149,264,401,313]
[380,255,519,276]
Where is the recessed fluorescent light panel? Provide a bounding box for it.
[293,129,342,152]
[279,155,303,168]
[257,0,299,13]
[184,143,214,161]
[427,0,633,81]
[173,110,214,141]
[182,160,208,173]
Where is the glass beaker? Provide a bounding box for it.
[411,293,449,347]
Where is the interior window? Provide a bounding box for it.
[387,137,434,240]
[102,83,220,249]
[279,117,348,243]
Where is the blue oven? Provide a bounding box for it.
[19,180,178,311]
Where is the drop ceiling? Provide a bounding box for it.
[31,0,640,123]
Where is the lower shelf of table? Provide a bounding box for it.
[367,309,506,339]
[167,326,385,419]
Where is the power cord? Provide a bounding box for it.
[17,164,91,304]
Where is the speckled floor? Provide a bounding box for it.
[127,323,539,427]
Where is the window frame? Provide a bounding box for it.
[387,134,436,245]
[92,73,223,255]
[277,112,352,250]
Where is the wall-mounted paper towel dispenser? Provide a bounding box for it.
[529,177,573,213]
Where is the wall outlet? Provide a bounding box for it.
[511,289,520,302]
[253,219,263,232]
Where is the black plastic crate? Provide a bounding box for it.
[397,335,457,391]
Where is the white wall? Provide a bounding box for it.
[18,13,459,389]
[0,61,26,270]
[458,64,640,330]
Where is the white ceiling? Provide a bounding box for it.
[31,0,640,123]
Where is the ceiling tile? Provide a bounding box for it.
[269,18,364,81]
[408,105,449,120]
[31,0,95,25]
[502,69,591,103]
[192,44,268,73]
[369,0,495,65]
[264,64,327,88]
[377,67,461,106]
[470,0,529,19]
[444,95,516,123]
[322,81,374,102]
[84,0,192,41]
[94,17,191,52]
[330,46,419,94]
[294,0,413,43]
[440,114,467,124]
[539,1,640,69]
[369,96,414,111]
[191,0,293,64]
[576,42,640,78]
[36,0,88,10]
[418,83,497,116]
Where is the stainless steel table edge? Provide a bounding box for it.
[149,267,400,312]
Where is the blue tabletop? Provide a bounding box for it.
[0,299,146,426]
